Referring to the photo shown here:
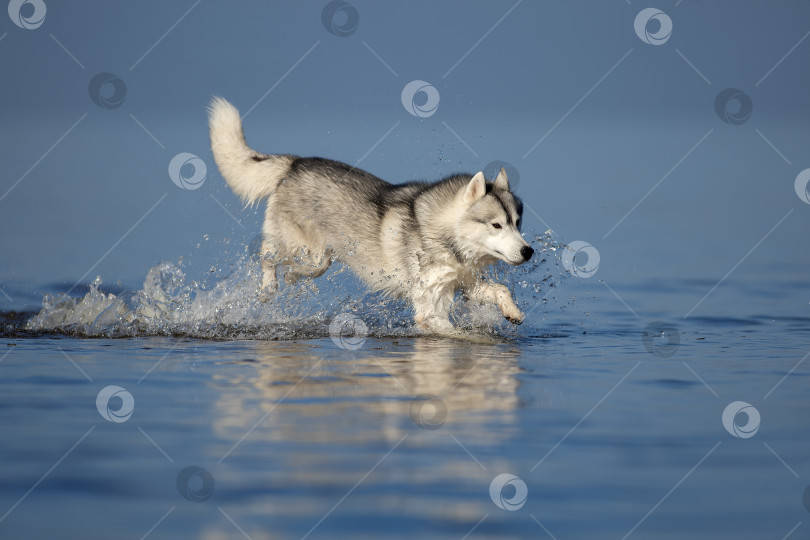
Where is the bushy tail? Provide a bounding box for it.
[207,97,294,205]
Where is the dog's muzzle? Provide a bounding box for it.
[520,246,534,262]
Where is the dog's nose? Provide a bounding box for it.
[520,246,534,261]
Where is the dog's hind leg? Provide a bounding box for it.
[259,236,282,291]
[284,247,332,284]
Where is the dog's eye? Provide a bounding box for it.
[491,223,502,229]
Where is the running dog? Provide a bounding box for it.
[208,97,533,332]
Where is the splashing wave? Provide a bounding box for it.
[22,231,564,339]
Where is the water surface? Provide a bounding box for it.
[1,274,808,539]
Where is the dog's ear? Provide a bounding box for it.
[493,167,509,191]
[463,171,486,203]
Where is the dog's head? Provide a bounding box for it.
[457,168,533,266]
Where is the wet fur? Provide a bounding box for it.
[208,97,533,332]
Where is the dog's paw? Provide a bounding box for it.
[416,316,455,335]
[503,307,525,325]
[258,279,278,303]
[258,287,275,303]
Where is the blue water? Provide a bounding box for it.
[1,256,808,539]
[3,1,810,537]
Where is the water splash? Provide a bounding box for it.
[24,230,566,339]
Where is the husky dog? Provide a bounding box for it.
[208,97,534,332]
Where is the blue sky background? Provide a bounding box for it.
[1,0,809,316]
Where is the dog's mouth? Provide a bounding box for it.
[492,249,523,266]
[492,246,534,265]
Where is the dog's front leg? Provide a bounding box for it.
[412,288,455,334]
[467,281,524,324]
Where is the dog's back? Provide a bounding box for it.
[208,98,417,292]
[209,98,391,240]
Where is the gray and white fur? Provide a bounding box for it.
[208,97,534,332]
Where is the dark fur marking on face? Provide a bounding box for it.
[490,191,514,226]
[490,188,524,230]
